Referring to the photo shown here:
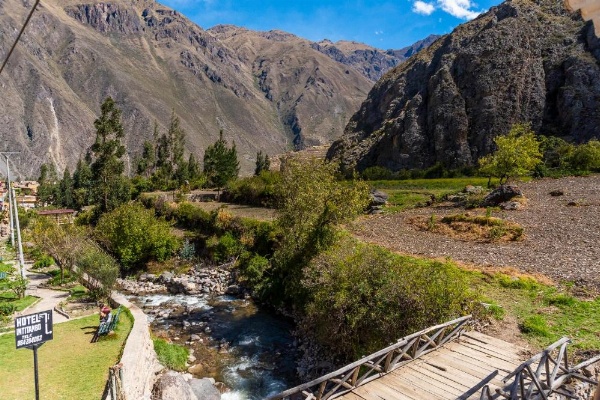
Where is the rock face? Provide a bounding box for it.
[311,35,441,82]
[328,0,600,173]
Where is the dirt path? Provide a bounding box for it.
[351,175,600,290]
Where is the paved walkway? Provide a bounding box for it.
[18,264,69,323]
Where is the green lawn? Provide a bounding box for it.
[473,272,600,351]
[368,177,498,212]
[0,312,133,400]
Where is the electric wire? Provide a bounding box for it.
[0,0,41,76]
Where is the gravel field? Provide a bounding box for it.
[352,175,600,291]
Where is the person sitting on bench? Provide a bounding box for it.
[100,304,111,323]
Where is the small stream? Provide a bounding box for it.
[130,293,299,399]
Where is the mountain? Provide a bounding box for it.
[328,0,600,173]
[0,0,382,177]
[311,35,441,82]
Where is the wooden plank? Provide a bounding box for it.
[352,379,418,400]
[440,342,518,373]
[446,344,520,371]
[373,376,445,400]
[460,333,523,356]
[458,340,522,364]
[429,351,510,386]
[336,392,367,400]
[402,363,473,394]
[391,364,465,397]
[460,339,522,361]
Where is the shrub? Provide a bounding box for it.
[301,235,474,362]
[153,338,189,371]
[96,203,180,271]
[520,315,552,338]
[222,171,280,207]
[361,166,395,181]
[497,274,539,290]
[32,254,55,269]
[208,232,242,263]
[0,304,16,317]
[545,293,576,307]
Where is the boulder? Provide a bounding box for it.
[189,378,221,400]
[159,271,174,283]
[482,185,522,207]
[370,189,389,206]
[154,372,198,400]
[464,185,483,194]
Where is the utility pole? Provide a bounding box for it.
[1,152,18,248]
[11,183,26,278]
[1,152,23,277]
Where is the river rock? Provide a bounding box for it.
[154,372,198,400]
[482,185,523,206]
[370,189,388,206]
[190,334,201,341]
[160,271,174,283]
[189,378,221,400]
[187,364,204,375]
[225,284,241,295]
[464,185,483,194]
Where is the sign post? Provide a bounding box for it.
[14,310,53,400]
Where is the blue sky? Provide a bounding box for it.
[158,0,504,49]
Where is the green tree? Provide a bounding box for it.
[569,140,600,171]
[268,158,370,304]
[203,130,239,195]
[479,123,542,184]
[37,163,59,206]
[136,140,156,178]
[90,97,129,213]
[76,244,119,300]
[95,203,180,271]
[254,151,271,175]
[59,168,74,208]
[73,157,93,209]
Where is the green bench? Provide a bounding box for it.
[92,306,123,342]
[0,272,7,279]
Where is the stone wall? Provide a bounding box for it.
[104,292,162,400]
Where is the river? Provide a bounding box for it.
[129,293,299,399]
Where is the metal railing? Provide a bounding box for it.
[268,315,472,400]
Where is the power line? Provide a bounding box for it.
[0,0,41,76]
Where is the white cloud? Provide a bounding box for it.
[412,1,436,16]
[374,30,384,35]
[437,0,481,19]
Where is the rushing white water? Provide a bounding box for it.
[130,293,298,399]
[47,97,66,171]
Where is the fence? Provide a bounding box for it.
[268,315,472,400]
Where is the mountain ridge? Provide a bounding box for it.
[328,0,600,173]
[0,0,435,178]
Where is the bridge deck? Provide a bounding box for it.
[337,331,526,400]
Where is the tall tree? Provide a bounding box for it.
[255,151,271,175]
[90,97,129,213]
[59,168,74,208]
[203,130,239,194]
[73,157,93,209]
[37,163,59,206]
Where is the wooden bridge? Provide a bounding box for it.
[269,316,600,400]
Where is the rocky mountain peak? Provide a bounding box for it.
[328,0,600,173]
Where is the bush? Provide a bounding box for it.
[222,171,280,207]
[301,234,474,362]
[32,254,55,269]
[361,166,395,181]
[153,338,189,371]
[207,232,242,263]
[96,203,180,270]
[0,304,16,316]
[497,274,540,290]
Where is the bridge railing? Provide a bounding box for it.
[480,337,600,399]
[268,314,472,400]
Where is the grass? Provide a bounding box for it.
[472,272,600,351]
[0,292,39,311]
[368,177,497,212]
[410,213,524,242]
[0,312,133,400]
[153,338,189,371]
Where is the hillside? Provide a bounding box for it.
[0,0,369,177]
[328,0,600,173]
